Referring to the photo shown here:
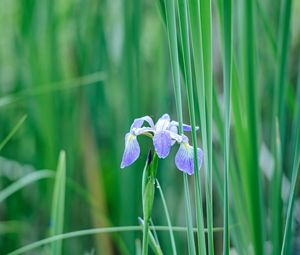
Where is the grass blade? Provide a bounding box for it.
[177,0,207,254]
[187,0,214,253]
[198,0,214,252]
[0,115,27,152]
[280,58,300,255]
[280,133,300,255]
[0,72,105,108]
[164,0,196,254]
[156,179,177,255]
[269,0,292,252]
[222,0,232,253]
[239,0,265,253]
[0,170,54,203]
[50,151,66,255]
[7,225,226,255]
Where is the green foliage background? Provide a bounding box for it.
[0,0,299,254]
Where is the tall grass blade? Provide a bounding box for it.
[272,0,293,141]
[0,72,105,108]
[177,0,207,254]
[156,179,177,255]
[50,151,66,255]
[0,170,54,202]
[138,218,163,255]
[280,134,300,255]
[0,115,27,152]
[270,0,292,252]
[197,0,214,252]
[239,0,265,253]
[280,59,300,255]
[164,0,196,254]
[222,0,232,253]
[8,225,226,255]
[187,0,215,253]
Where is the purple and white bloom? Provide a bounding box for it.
[120,113,203,175]
[120,116,155,169]
[175,135,203,175]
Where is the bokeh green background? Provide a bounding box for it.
[0,0,299,254]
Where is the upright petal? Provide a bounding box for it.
[130,116,154,130]
[175,142,203,175]
[153,131,172,158]
[120,133,140,168]
[168,122,178,134]
[155,114,171,132]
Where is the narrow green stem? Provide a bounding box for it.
[156,179,177,255]
[0,115,27,152]
[222,0,232,253]
[8,225,229,255]
[142,220,150,255]
[183,174,197,255]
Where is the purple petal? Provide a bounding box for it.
[169,132,183,143]
[133,127,155,136]
[153,131,172,158]
[130,116,154,130]
[175,142,203,175]
[170,121,199,132]
[120,133,140,168]
[168,122,178,134]
[183,124,192,132]
[155,114,171,132]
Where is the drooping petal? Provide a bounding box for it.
[120,133,140,168]
[153,131,172,158]
[130,116,155,130]
[155,114,171,132]
[175,142,203,175]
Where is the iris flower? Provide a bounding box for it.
[120,114,203,175]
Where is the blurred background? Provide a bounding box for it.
[0,0,299,254]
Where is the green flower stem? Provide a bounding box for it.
[142,152,158,255]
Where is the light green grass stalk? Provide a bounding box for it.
[0,115,27,152]
[156,179,177,255]
[197,1,214,252]
[164,0,196,254]
[0,72,105,108]
[50,151,66,255]
[281,59,300,255]
[239,1,265,253]
[8,225,225,255]
[187,0,214,253]
[0,170,54,202]
[270,1,292,251]
[222,0,232,253]
[177,1,207,254]
[280,133,300,255]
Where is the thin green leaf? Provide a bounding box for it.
[164,0,196,254]
[281,58,300,255]
[0,72,105,108]
[7,225,226,255]
[0,115,27,152]
[156,179,177,255]
[222,0,232,253]
[0,170,54,203]
[50,151,66,255]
